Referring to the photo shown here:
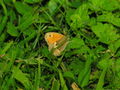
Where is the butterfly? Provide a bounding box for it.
[44,32,69,56]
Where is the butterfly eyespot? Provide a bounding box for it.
[48,34,53,37]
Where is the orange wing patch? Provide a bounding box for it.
[45,32,64,44]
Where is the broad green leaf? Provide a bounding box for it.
[68,59,85,75]
[24,0,41,4]
[14,1,32,15]
[66,9,75,25]
[88,17,97,26]
[12,66,30,89]
[89,0,120,11]
[63,71,75,80]
[70,4,90,29]
[109,39,120,53]
[67,38,85,49]
[18,12,38,31]
[97,54,113,70]
[48,0,58,15]
[91,23,119,44]
[70,0,81,8]
[88,0,103,11]
[101,0,120,11]
[7,22,19,37]
[97,12,120,27]
[81,69,90,87]
[51,78,60,90]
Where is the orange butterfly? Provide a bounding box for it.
[44,32,69,56]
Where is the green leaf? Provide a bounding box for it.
[66,9,75,25]
[96,68,107,90]
[68,59,85,75]
[51,78,60,90]
[97,12,120,27]
[48,0,58,15]
[0,33,6,42]
[70,4,90,28]
[18,12,38,31]
[12,66,30,89]
[7,22,19,37]
[78,58,91,87]
[23,27,36,36]
[70,1,81,8]
[81,69,91,87]
[14,1,32,15]
[58,70,68,90]
[63,71,75,80]
[24,0,41,4]
[101,0,120,11]
[91,23,119,44]
[0,16,8,34]
[19,30,36,45]
[114,59,120,78]
[89,0,120,11]
[68,38,85,49]
[9,9,16,23]
[88,0,103,11]
[109,39,120,53]
[97,55,113,70]
[0,41,13,54]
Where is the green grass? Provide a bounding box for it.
[0,0,120,89]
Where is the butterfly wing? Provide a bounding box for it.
[44,32,69,56]
[45,32,64,45]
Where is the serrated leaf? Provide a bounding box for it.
[89,0,120,11]
[91,23,119,44]
[98,56,113,70]
[97,12,120,27]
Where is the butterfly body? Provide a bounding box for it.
[44,32,69,56]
